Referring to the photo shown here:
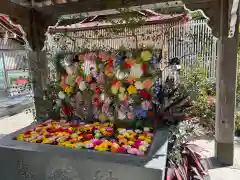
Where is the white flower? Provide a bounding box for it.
[100,93,105,101]
[116,69,127,80]
[56,99,61,106]
[58,91,65,100]
[79,81,87,91]
[130,64,143,78]
[118,110,126,120]
[135,81,144,90]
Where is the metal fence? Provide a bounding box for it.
[168,19,218,79]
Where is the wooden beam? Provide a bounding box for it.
[215,0,239,165]
[36,0,212,17]
[0,0,30,21]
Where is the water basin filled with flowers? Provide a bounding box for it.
[14,120,154,156]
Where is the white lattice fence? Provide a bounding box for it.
[168,19,218,79]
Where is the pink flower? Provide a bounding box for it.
[75,76,83,84]
[90,83,97,90]
[96,74,104,84]
[115,81,121,88]
[92,94,100,106]
[102,103,109,114]
[127,148,138,155]
[207,96,215,104]
[141,101,152,110]
[127,112,135,120]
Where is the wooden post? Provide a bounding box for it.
[27,9,57,122]
[215,0,239,165]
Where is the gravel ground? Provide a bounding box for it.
[0,111,34,136]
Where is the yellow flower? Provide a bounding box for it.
[16,134,24,140]
[145,138,152,144]
[127,85,137,94]
[64,87,73,94]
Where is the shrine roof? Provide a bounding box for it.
[49,10,187,32]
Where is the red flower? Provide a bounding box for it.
[124,62,131,69]
[142,63,147,72]
[108,59,113,66]
[148,111,153,117]
[63,106,73,116]
[140,89,151,99]
[112,80,117,85]
[92,95,101,106]
[96,88,101,94]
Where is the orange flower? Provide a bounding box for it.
[60,81,69,89]
[125,58,136,65]
[86,75,92,82]
[115,81,121,88]
[104,66,113,77]
[144,79,153,89]
[127,76,136,84]
[78,54,85,61]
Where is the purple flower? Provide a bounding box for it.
[135,109,147,118]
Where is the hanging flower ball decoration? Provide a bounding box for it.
[55,48,159,128]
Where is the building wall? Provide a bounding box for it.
[0,39,28,91]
